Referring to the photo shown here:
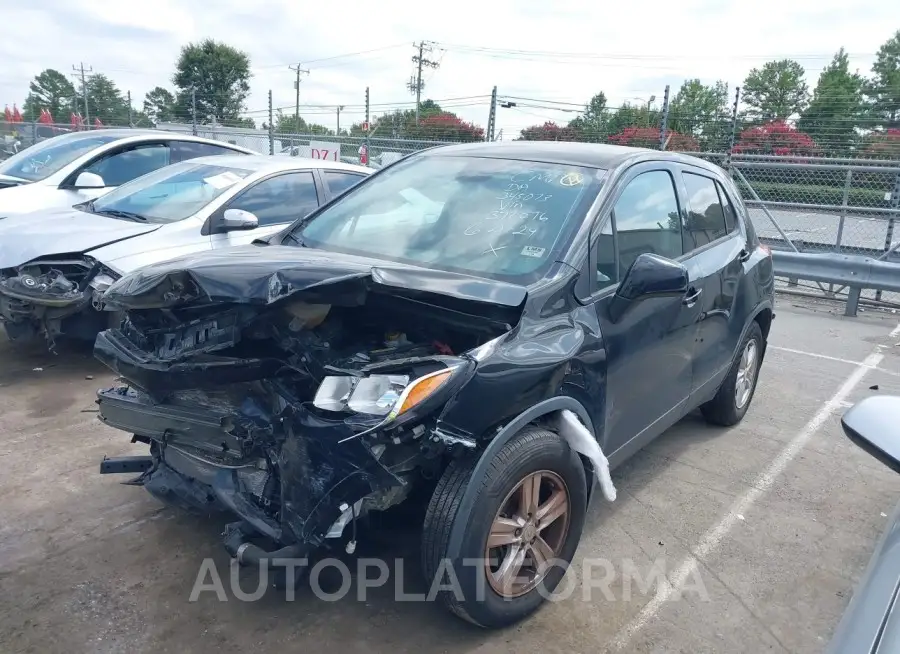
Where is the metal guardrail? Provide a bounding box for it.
[772,250,900,316]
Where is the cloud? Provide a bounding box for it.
[0,0,896,137]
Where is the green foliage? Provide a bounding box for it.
[669,79,730,149]
[172,39,252,125]
[143,87,176,124]
[866,29,900,128]
[798,48,865,156]
[742,59,809,121]
[23,69,76,121]
[274,110,332,136]
[82,74,131,124]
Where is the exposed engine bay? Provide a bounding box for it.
[96,283,510,564]
[0,256,118,348]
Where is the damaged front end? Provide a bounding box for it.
[95,250,522,570]
[0,255,118,348]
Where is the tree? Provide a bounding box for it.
[608,126,699,151]
[143,87,176,124]
[742,59,809,121]
[173,39,252,125]
[866,29,900,128]
[606,101,661,136]
[274,110,332,136]
[518,121,578,141]
[23,69,76,122]
[567,92,610,142]
[416,112,483,141]
[798,48,865,156]
[82,74,131,125]
[668,79,730,149]
[732,120,820,156]
[862,128,900,158]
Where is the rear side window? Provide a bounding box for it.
[324,171,365,197]
[716,180,738,234]
[682,172,728,251]
[171,141,240,163]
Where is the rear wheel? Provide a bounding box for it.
[421,426,587,628]
[701,321,763,426]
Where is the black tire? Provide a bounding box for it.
[421,425,587,628]
[701,321,764,426]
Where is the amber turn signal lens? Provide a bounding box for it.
[394,369,453,416]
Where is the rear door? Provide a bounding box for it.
[209,170,323,249]
[676,166,746,396]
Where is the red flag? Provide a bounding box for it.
[38,108,52,124]
[4,106,11,122]
[94,117,103,128]
[12,104,22,122]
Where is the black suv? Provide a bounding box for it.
[95,142,775,627]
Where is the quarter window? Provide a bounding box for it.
[682,172,728,251]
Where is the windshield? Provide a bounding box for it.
[0,134,119,182]
[295,155,605,283]
[89,161,253,223]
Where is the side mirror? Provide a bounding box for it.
[841,396,900,474]
[73,171,106,189]
[220,208,259,231]
[608,253,689,322]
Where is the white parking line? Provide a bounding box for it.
[612,346,886,649]
[769,346,899,377]
[891,322,900,339]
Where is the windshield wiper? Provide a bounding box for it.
[93,209,148,222]
[283,231,306,247]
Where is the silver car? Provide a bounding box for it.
[0,129,256,218]
[0,155,372,348]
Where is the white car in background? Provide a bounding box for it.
[0,155,372,347]
[0,129,256,218]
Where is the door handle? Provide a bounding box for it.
[682,287,702,306]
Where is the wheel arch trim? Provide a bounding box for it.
[444,396,595,560]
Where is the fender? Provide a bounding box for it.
[444,396,595,561]
[735,300,775,361]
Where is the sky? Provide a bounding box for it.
[1,0,898,139]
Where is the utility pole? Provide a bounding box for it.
[268,90,274,155]
[336,105,344,135]
[127,90,133,127]
[408,41,440,125]
[486,86,498,142]
[288,63,309,133]
[72,62,93,125]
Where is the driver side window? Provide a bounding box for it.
[594,169,683,289]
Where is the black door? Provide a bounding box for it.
[676,167,745,395]
[589,164,703,461]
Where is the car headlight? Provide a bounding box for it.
[313,366,458,420]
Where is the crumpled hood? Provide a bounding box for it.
[102,244,528,315]
[0,207,161,269]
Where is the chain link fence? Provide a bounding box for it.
[2,116,898,309]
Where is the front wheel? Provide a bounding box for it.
[701,321,764,426]
[421,426,587,628]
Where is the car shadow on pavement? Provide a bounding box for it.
[0,332,108,387]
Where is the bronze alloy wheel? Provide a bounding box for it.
[484,470,571,598]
